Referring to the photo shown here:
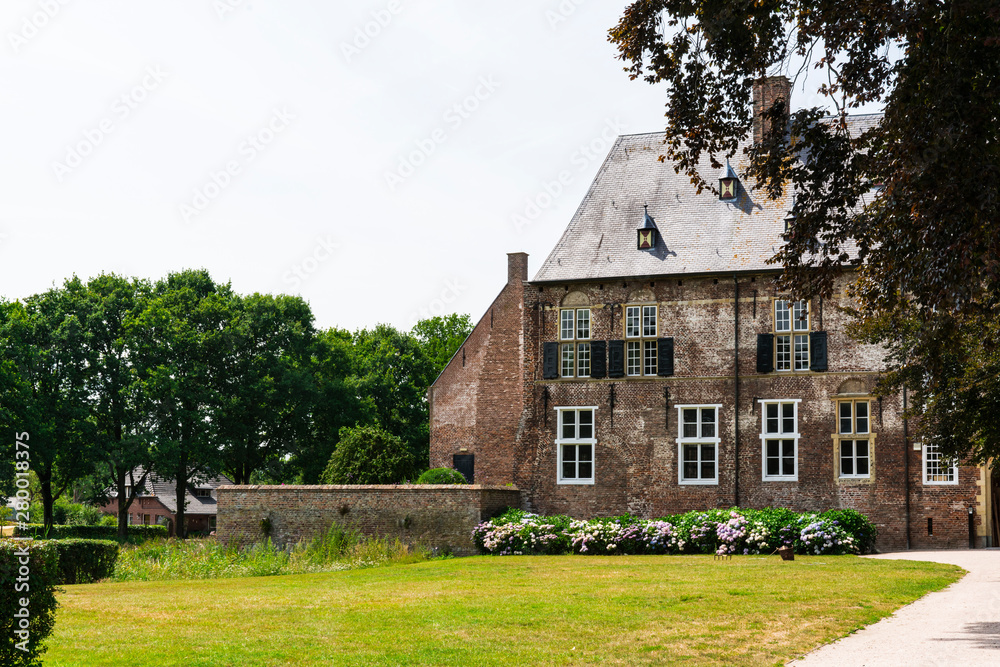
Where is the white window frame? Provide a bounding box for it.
[558,308,591,378]
[676,404,722,485]
[922,442,958,485]
[625,304,658,377]
[774,299,810,371]
[758,399,801,482]
[555,406,597,485]
[836,398,873,480]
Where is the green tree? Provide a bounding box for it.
[350,325,436,470]
[292,327,366,484]
[320,425,417,484]
[610,1,1000,463]
[136,270,230,538]
[0,288,95,531]
[79,274,155,540]
[411,313,473,376]
[216,293,317,484]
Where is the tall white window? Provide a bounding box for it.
[774,299,809,371]
[556,407,596,484]
[759,400,800,481]
[923,442,958,485]
[837,399,872,479]
[677,404,721,485]
[625,305,657,376]
[559,309,591,378]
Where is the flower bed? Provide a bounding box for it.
[473,507,877,556]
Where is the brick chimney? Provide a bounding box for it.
[753,76,791,144]
[507,252,528,284]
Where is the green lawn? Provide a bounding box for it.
[47,555,962,666]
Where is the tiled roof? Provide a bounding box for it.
[110,467,233,516]
[532,114,882,283]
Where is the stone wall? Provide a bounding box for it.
[216,485,521,556]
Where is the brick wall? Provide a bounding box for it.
[429,253,527,484]
[216,485,521,556]
[431,261,984,551]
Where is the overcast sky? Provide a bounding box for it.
[0,1,873,332]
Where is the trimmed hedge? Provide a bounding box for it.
[14,524,167,543]
[474,507,879,556]
[416,468,468,484]
[0,539,60,666]
[51,540,119,584]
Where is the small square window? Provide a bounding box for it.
[923,442,958,485]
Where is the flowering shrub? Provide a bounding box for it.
[474,507,877,557]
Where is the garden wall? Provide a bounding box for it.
[216,485,522,556]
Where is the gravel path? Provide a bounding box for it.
[789,550,1000,666]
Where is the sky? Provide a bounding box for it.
[0,1,873,332]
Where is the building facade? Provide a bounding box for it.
[429,79,997,551]
[101,467,233,536]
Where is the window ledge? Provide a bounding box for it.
[557,479,595,486]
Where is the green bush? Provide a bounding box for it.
[820,509,879,555]
[475,507,878,556]
[415,468,468,485]
[13,524,167,543]
[321,425,417,485]
[0,540,60,666]
[50,540,119,584]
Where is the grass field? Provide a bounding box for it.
[46,554,963,666]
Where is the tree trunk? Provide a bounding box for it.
[175,450,188,539]
[115,466,129,541]
[39,473,54,534]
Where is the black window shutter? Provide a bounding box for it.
[756,333,774,373]
[810,331,828,371]
[657,337,674,376]
[590,340,607,378]
[542,342,559,379]
[608,340,625,378]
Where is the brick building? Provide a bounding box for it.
[101,467,233,536]
[429,78,998,551]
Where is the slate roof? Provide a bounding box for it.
[532,114,882,283]
[110,467,233,516]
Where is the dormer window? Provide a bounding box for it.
[193,488,212,498]
[719,163,738,201]
[637,205,659,250]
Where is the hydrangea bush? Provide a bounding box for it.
[473,507,877,557]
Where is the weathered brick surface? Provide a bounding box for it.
[216,485,521,556]
[429,253,527,484]
[431,266,985,551]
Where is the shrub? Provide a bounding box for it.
[321,425,417,485]
[0,539,60,666]
[13,524,167,543]
[50,540,119,584]
[474,507,878,557]
[820,509,879,555]
[415,468,468,485]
